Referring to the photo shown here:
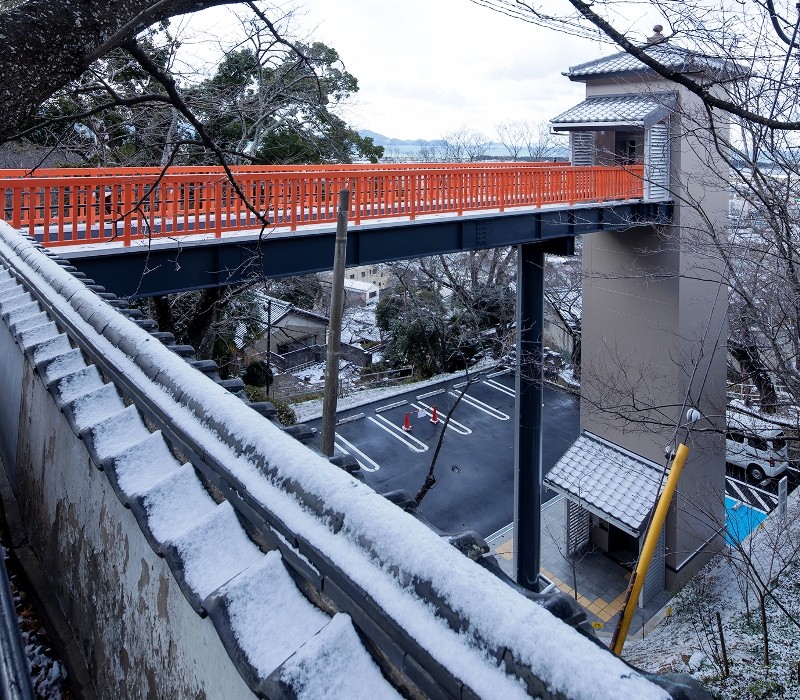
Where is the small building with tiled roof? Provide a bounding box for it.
[237,292,329,356]
[548,26,730,598]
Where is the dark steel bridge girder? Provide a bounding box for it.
[68,202,670,298]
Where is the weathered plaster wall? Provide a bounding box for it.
[6,337,254,699]
[0,319,23,488]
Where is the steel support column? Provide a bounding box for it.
[514,243,544,591]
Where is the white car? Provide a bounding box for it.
[726,410,788,482]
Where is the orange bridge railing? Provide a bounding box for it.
[0,163,644,247]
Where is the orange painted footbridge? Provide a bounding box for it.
[1,162,645,248]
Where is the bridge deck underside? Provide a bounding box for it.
[63,200,670,297]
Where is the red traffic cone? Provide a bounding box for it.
[402,411,412,432]
[430,405,440,424]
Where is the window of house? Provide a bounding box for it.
[349,274,355,279]
[361,271,366,278]
[748,436,769,451]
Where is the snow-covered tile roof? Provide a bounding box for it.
[252,290,329,326]
[545,432,667,536]
[551,93,675,129]
[0,220,698,700]
[565,43,740,81]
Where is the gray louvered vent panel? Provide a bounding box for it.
[645,121,670,201]
[571,131,595,166]
[566,499,591,555]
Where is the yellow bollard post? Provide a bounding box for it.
[611,443,690,655]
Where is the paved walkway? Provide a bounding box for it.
[487,496,672,641]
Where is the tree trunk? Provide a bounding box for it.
[572,326,582,379]
[151,295,175,335]
[186,287,221,352]
[760,592,769,666]
[730,341,778,413]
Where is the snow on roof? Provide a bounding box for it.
[551,93,675,129]
[545,432,667,537]
[234,291,329,349]
[252,290,329,326]
[727,405,787,435]
[0,221,676,699]
[343,279,378,293]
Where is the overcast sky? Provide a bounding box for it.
[181,1,656,143]
[296,0,603,141]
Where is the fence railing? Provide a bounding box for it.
[0,163,645,247]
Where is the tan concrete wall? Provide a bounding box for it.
[581,74,728,587]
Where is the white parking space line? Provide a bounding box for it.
[751,490,773,512]
[483,379,515,397]
[375,399,409,413]
[726,477,772,513]
[726,478,747,503]
[412,402,472,435]
[727,475,779,499]
[334,436,381,472]
[448,391,510,420]
[487,368,512,379]
[416,388,446,400]
[368,415,429,453]
[486,522,513,542]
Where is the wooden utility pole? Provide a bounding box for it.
[320,189,350,456]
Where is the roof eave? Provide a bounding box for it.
[567,68,657,82]
[551,121,644,132]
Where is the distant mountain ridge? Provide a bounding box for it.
[359,129,569,160]
[359,130,444,149]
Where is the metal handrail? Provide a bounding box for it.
[1,163,645,246]
[0,549,35,700]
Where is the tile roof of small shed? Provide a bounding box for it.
[544,432,667,536]
[550,93,675,129]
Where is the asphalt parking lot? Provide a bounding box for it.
[304,369,580,537]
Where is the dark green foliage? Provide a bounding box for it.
[24,24,181,166]
[22,27,382,168]
[272,400,297,426]
[376,285,474,378]
[191,40,383,165]
[269,275,324,311]
[470,283,515,330]
[243,360,273,388]
[376,270,513,379]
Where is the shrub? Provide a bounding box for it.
[272,400,297,426]
[243,360,273,388]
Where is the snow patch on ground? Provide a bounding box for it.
[290,359,361,387]
[292,358,501,422]
[625,490,800,698]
